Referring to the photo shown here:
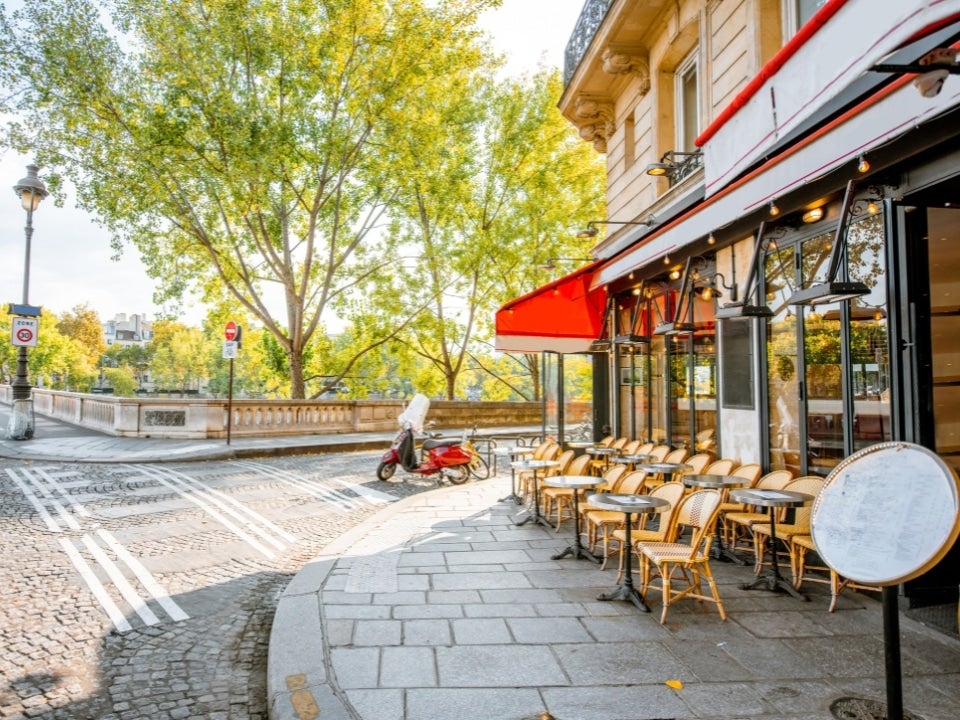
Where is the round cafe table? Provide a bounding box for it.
[494,446,534,504]
[511,459,559,528]
[586,446,619,472]
[728,488,814,599]
[635,461,693,486]
[586,493,669,612]
[542,475,602,563]
[681,474,750,564]
[611,452,655,469]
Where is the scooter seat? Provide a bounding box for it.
[422,437,457,451]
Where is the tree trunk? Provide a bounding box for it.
[289,349,305,399]
[445,374,456,400]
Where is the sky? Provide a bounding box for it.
[0,0,587,327]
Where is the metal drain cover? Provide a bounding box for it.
[830,696,926,720]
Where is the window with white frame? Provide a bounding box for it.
[676,51,699,153]
[784,0,828,37]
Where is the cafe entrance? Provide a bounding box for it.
[899,174,960,607]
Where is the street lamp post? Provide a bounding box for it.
[6,164,48,440]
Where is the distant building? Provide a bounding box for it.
[102,313,152,347]
[99,313,154,392]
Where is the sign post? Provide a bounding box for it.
[223,322,242,445]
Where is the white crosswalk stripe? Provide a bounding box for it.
[8,466,188,633]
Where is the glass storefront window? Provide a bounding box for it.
[764,210,889,475]
[847,213,890,451]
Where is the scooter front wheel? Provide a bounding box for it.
[443,465,471,485]
[376,461,398,481]
[467,453,490,480]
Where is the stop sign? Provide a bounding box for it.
[225,320,238,341]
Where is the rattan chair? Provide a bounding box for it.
[750,476,825,576]
[790,534,881,612]
[583,469,646,564]
[721,469,793,550]
[684,453,715,475]
[612,481,686,582]
[637,489,726,623]
[540,453,592,529]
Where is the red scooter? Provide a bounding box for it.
[376,395,474,484]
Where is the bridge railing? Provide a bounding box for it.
[0,386,542,439]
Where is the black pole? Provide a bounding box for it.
[882,586,904,720]
[227,358,234,446]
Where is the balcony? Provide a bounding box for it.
[563,0,614,86]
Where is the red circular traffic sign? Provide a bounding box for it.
[16,328,33,343]
[224,321,238,341]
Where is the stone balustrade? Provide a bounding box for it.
[0,386,543,439]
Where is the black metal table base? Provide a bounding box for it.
[514,487,554,528]
[596,514,650,611]
[499,469,523,505]
[597,582,650,612]
[552,543,600,563]
[740,572,809,600]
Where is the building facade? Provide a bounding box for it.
[496,0,960,608]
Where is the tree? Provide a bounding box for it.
[385,69,605,399]
[148,320,211,393]
[57,304,107,368]
[0,0,502,399]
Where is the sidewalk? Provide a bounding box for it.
[267,475,960,720]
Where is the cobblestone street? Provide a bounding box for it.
[0,451,437,719]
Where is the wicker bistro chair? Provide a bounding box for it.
[648,445,671,461]
[517,440,561,500]
[684,453,715,476]
[789,534,881,612]
[637,489,726,624]
[721,469,794,550]
[749,476,825,577]
[613,481,686,582]
[540,453,593,529]
[582,469,647,565]
[703,458,738,476]
[641,447,691,491]
[635,442,655,456]
[577,464,629,533]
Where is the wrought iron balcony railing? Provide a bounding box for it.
[563,0,615,86]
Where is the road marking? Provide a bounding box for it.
[81,534,160,626]
[8,467,188,632]
[5,468,60,532]
[124,464,292,559]
[96,530,189,622]
[234,460,395,510]
[59,537,133,633]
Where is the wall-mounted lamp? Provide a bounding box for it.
[857,155,870,173]
[802,207,824,224]
[654,257,698,336]
[769,200,780,217]
[714,223,774,320]
[576,218,654,239]
[707,232,716,245]
[645,150,704,183]
[786,180,871,306]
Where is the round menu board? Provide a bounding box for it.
[811,442,960,586]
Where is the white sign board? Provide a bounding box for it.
[812,442,960,586]
[11,317,38,347]
[222,340,238,359]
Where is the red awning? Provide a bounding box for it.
[495,262,607,353]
